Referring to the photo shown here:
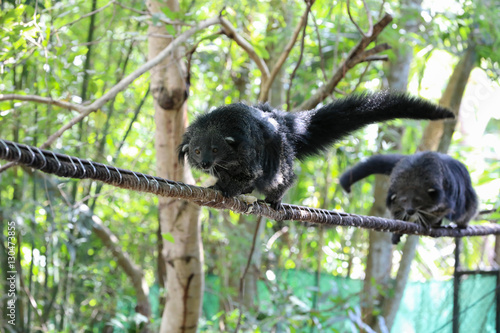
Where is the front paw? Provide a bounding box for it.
[237,194,258,205]
[209,185,229,197]
[267,200,283,211]
[391,233,403,245]
[209,184,240,198]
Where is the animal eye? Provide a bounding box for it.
[212,148,218,153]
[428,188,436,193]
[390,194,397,201]
[195,149,200,155]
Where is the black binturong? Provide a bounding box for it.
[340,151,478,244]
[178,92,455,210]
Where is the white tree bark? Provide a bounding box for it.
[147,1,203,332]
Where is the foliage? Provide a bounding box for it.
[0,0,499,331]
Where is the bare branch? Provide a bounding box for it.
[259,1,313,102]
[235,216,263,332]
[350,43,391,63]
[295,13,393,111]
[351,62,371,93]
[346,0,373,37]
[361,55,389,62]
[92,212,151,317]
[0,94,84,113]
[114,1,192,26]
[54,1,113,33]
[362,0,373,35]
[0,16,221,174]
[220,17,270,82]
[286,12,309,110]
[21,285,49,331]
[88,16,220,111]
[310,11,328,81]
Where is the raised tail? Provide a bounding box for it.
[339,154,405,193]
[294,92,454,159]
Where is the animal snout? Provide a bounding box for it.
[200,161,212,169]
[406,208,416,216]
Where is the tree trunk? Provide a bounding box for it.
[362,175,393,328]
[381,235,418,329]
[265,0,293,108]
[92,215,152,318]
[362,1,422,330]
[147,1,203,332]
[419,45,477,152]
[381,43,477,331]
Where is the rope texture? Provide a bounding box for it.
[1,138,498,238]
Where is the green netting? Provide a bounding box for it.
[393,279,455,332]
[393,274,497,333]
[456,274,497,333]
[202,271,497,332]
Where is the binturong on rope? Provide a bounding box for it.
[0,138,498,238]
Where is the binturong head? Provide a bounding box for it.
[385,153,449,229]
[177,131,238,172]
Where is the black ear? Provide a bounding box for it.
[427,188,443,202]
[177,138,190,164]
[386,192,396,208]
[224,136,237,146]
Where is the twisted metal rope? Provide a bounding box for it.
[0,139,498,238]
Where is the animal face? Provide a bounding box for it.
[387,185,448,228]
[179,134,237,171]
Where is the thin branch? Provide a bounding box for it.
[88,85,150,209]
[54,0,191,33]
[0,16,221,173]
[363,0,374,35]
[23,162,153,318]
[295,13,393,111]
[259,0,314,102]
[286,11,309,111]
[54,1,113,33]
[114,1,192,26]
[346,0,373,37]
[74,35,146,47]
[361,55,389,62]
[478,208,500,216]
[266,226,289,250]
[377,0,387,19]
[92,212,152,317]
[113,1,147,15]
[22,285,49,331]
[353,43,391,62]
[310,11,328,81]
[235,215,263,332]
[88,16,219,110]
[220,17,270,83]
[350,63,371,95]
[0,94,84,113]
[185,31,224,86]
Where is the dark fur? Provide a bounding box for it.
[178,92,454,209]
[340,152,478,243]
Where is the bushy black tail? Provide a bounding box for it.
[339,154,405,193]
[294,92,454,159]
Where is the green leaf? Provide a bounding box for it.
[161,6,179,20]
[253,43,269,59]
[162,232,175,243]
[151,13,161,26]
[165,25,176,36]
